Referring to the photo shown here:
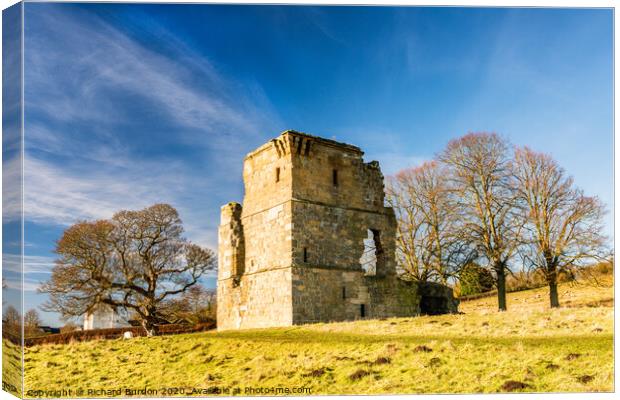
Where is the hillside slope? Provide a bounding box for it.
[23,279,613,396]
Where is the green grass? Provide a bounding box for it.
[23,279,613,396]
[3,338,23,397]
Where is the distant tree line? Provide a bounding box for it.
[2,306,45,338]
[386,132,610,310]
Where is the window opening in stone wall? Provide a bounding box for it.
[303,247,308,263]
[276,167,280,182]
[360,229,378,275]
[342,287,346,300]
[332,169,338,186]
[372,229,385,274]
[360,304,366,318]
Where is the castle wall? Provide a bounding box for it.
[241,201,293,274]
[241,139,292,216]
[218,203,245,280]
[217,141,294,330]
[217,268,293,330]
[217,198,294,330]
[291,138,385,212]
[290,201,396,274]
[217,130,453,331]
[291,268,420,324]
[286,135,415,323]
[289,200,418,324]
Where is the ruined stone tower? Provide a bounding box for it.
[217,130,420,330]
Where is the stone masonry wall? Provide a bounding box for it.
[217,268,292,330]
[287,136,417,323]
[217,139,294,330]
[217,130,453,331]
[291,137,385,212]
[218,203,245,280]
[291,268,420,324]
[290,201,396,274]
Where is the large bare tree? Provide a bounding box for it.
[513,147,608,307]
[386,161,474,284]
[439,133,523,311]
[40,204,216,336]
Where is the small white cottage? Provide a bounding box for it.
[82,304,129,330]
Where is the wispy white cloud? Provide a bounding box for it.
[22,155,222,250]
[23,156,188,226]
[25,123,133,169]
[2,156,22,222]
[21,7,282,251]
[302,7,348,46]
[3,253,55,275]
[25,7,278,144]
[3,253,53,292]
[4,278,41,292]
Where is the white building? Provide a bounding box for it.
[83,304,129,330]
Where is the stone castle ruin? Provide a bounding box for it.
[217,130,457,330]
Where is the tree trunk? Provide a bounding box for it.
[547,266,560,308]
[496,266,507,311]
[141,318,158,337]
[549,280,560,308]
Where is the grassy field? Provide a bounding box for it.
[2,338,22,397]
[22,278,613,396]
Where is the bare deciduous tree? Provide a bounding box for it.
[513,147,608,307]
[161,284,216,324]
[439,132,523,311]
[40,204,216,336]
[24,309,42,337]
[3,305,21,337]
[386,161,474,284]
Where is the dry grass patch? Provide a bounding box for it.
[22,278,613,396]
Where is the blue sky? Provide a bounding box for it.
[6,4,613,326]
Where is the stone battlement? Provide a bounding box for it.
[245,130,362,161]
